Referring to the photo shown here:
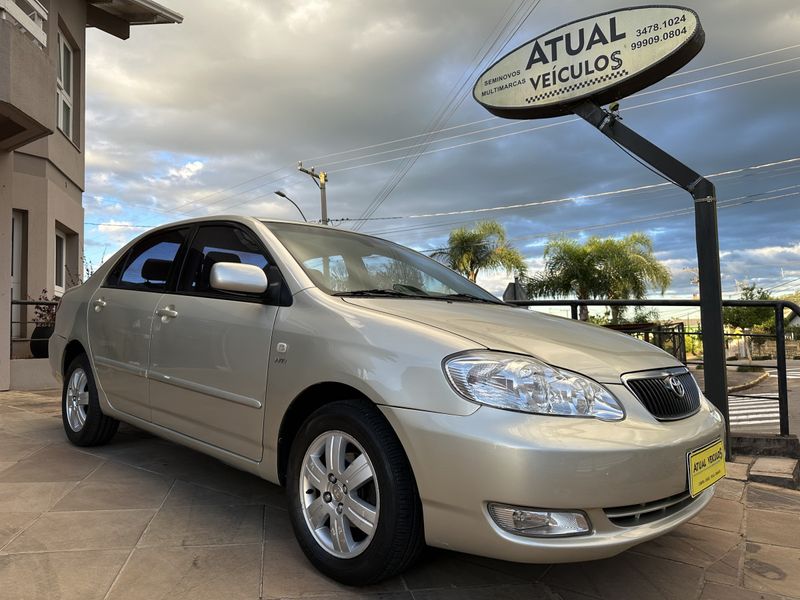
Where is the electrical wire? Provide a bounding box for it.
[298,44,800,167]
[327,68,800,175]
[352,0,545,230]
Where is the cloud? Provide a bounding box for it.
[168,160,204,181]
[80,0,800,293]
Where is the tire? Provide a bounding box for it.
[286,399,424,585]
[62,354,119,446]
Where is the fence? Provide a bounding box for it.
[505,298,800,438]
[10,299,58,358]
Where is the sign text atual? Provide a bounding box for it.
[474,6,703,119]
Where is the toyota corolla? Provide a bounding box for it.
[50,216,726,585]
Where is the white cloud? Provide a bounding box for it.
[168,160,204,181]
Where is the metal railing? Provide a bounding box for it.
[10,299,58,357]
[506,298,800,437]
[0,0,48,48]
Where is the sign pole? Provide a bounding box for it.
[472,5,730,454]
[571,100,730,453]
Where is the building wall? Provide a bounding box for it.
[0,153,12,390]
[1,0,86,385]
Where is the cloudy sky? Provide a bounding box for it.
[83,0,800,314]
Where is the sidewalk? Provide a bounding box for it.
[1,389,799,600]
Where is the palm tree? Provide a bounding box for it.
[432,221,526,283]
[525,233,671,322]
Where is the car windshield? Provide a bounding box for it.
[263,221,502,303]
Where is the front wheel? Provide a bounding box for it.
[286,400,424,585]
[62,354,119,446]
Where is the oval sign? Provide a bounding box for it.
[473,5,704,119]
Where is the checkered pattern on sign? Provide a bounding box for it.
[525,69,629,104]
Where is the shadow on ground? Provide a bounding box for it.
[1,389,799,600]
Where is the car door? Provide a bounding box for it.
[147,223,279,460]
[87,227,190,422]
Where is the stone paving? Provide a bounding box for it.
[1,389,799,600]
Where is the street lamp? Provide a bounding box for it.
[297,162,328,225]
[273,191,308,222]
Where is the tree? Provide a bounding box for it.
[525,233,671,322]
[723,284,773,330]
[723,285,773,361]
[432,221,526,283]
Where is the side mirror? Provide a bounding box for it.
[210,262,268,294]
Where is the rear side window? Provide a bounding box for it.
[110,228,188,291]
[178,225,270,295]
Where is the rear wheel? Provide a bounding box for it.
[62,354,119,446]
[286,400,424,585]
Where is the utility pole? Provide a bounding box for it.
[298,162,328,225]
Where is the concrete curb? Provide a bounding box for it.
[727,371,770,394]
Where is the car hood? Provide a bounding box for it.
[341,298,681,383]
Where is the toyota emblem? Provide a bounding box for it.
[665,376,686,398]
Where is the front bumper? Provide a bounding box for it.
[379,386,724,563]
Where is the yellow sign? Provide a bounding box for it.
[687,439,726,497]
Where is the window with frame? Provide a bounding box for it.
[56,32,74,140]
[54,231,66,295]
[178,225,270,296]
[113,229,189,291]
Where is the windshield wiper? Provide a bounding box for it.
[333,289,419,298]
[436,293,504,305]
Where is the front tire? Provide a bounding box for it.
[62,354,119,446]
[286,400,424,585]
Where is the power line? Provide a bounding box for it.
[317,55,800,172]
[664,42,800,79]
[297,45,800,169]
[415,186,800,255]
[92,49,800,222]
[402,157,800,220]
[327,67,800,175]
[630,54,800,99]
[359,160,800,238]
[169,164,295,214]
[352,0,545,230]
[86,156,800,233]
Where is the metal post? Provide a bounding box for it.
[320,172,328,225]
[775,303,790,436]
[570,303,579,321]
[692,192,730,446]
[571,100,730,450]
[298,162,329,225]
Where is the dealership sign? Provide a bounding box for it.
[473,5,704,119]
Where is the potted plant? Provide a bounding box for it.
[30,289,57,359]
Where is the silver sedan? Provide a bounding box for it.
[50,216,726,585]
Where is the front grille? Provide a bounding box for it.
[605,489,696,527]
[625,369,701,421]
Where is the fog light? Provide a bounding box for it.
[488,503,591,538]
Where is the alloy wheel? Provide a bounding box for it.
[299,430,380,558]
[65,367,89,432]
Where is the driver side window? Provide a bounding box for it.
[178,225,271,298]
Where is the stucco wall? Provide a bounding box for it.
[0,153,12,390]
[16,0,86,188]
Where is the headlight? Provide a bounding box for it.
[444,351,624,421]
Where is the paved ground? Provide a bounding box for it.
[1,389,799,600]
[693,363,800,435]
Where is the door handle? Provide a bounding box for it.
[93,298,106,312]
[156,306,179,320]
